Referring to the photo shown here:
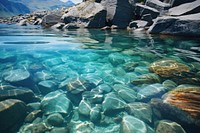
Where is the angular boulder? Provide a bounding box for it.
[145,0,171,12]
[101,0,134,28]
[0,88,35,103]
[38,80,58,95]
[0,99,27,132]
[62,1,106,28]
[135,3,160,19]
[148,13,200,36]
[169,0,200,16]
[41,90,72,115]
[156,120,186,133]
[41,13,62,27]
[120,115,147,133]
[169,0,196,7]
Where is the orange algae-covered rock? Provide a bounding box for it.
[149,60,190,78]
[163,85,200,121]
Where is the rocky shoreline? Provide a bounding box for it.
[0,0,200,36]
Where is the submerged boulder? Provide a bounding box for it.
[62,1,106,28]
[149,60,190,78]
[41,90,72,115]
[148,13,200,37]
[151,85,200,127]
[0,99,27,132]
[120,115,147,133]
[156,120,186,133]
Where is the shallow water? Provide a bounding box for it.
[0,24,200,133]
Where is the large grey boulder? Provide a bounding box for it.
[101,0,134,28]
[167,0,196,7]
[62,1,106,28]
[146,0,171,13]
[0,99,27,132]
[41,13,62,27]
[135,3,160,19]
[148,13,200,37]
[169,0,200,16]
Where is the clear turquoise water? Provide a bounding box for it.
[0,24,200,132]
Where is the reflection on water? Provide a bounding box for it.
[0,24,200,133]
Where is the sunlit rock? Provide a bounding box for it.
[126,102,153,123]
[3,69,32,87]
[90,106,101,123]
[120,115,147,133]
[137,83,166,101]
[82,91,104,104]
[78,99,92,116]
[95,84,113,94]
[156,120,186,133]
[19,122,52,133]
[102,92,126,114]
[149,60,190,78]
[24,110,42,123]
[131,73,161,85]
[0,99,27,132]
[113,84,137,103]
[41,90,72,115]
[38,80,58,95]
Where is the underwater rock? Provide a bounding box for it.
[123,62,139,72]
[81,74,103,86]
[46,113,64,127]
[95,84,113,94]
[27,102,41,111]
[90,106,101,123]
[34,70,54,82]
[0,53,16,63]
[43,57,63,68]
[28,63,45,73]
[0,88,35,103]
[38,80,58,95]
[149,60,190,78]
[108,53,126,66]
[113,84,137,103]
[160,85,200,126]
[120,115,147,133]
[137,83,166,101]
[0,99,27,133]
[3,69,32,87]
[102,92,126,114]
[131,73,161,85]
[126,102,153,123]
[20,122,52,133]
[156,120,186,133]
[78,99,92,116]
[24,110,43,123]
[50,127,69,133]
[59,77,96,94]
[41,90,72,115]
[72,121,95,133]
[162,80,177,91]
[134,66,150,74]
[82,91,104,104]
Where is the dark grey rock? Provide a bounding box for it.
[141,14,153,26]
[50,127,68,133]
[126,102,153,123]
[145,0,171,12]
[90,106,101,123]
[148,13,200,37]
[0,88,35,103]
[113,84,137,103]
[169,0,196,7]
[82,91,104,104]
[27,102,41,111]
[51,23,65,29]
[41,90,72,115]
[135,3,160,19]
[120,115,147,133]
[41,13,62,27]
[137,83,166,101]
[24,110,42,123]
[169,0,200,16]
[63,23,79,29]
[3,69,32,87]
[78,99,92,116]
[62,1,106,28]
[101,0,134,28]
[156,120,186,133]
[102,92,126,114]
[46,113,64,127]
[19,122,52,133]
[0,99,27,133]
[38,80,57,95]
